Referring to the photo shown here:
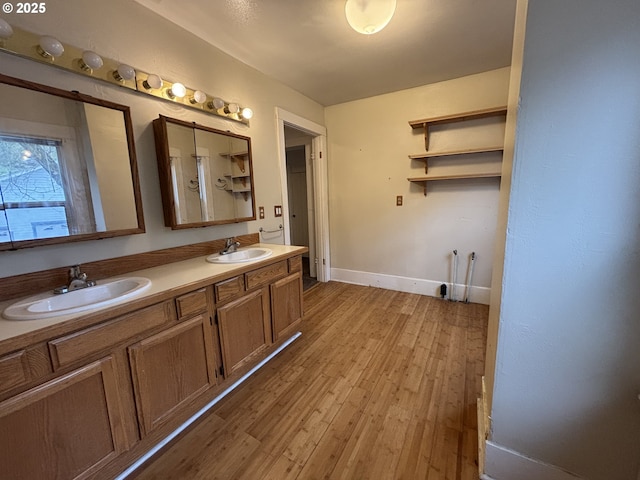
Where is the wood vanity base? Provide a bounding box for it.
[0,238,306,480]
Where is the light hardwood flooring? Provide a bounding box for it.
[133,281,488,480]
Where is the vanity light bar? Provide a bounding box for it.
[0,24,251,125]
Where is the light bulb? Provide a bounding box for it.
[225,103,239,114]
[0,19,13,40]
[37,35,64,58]
[113,64,135,81]
[240,107,253,120]
[345,0,396,35]
[208,97,225,110]
[80,51,103,71]
[167,82,186,99]
[143,74,163,90]
[190,90,207,104]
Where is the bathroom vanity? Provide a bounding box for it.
[0,239,306,479]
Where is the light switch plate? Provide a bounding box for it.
[274,205,282,217]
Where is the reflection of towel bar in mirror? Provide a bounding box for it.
[153,115,256,229]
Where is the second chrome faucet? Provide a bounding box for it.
[219,238,240,255]
[54,264,96,294]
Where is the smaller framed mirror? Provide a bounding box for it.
[153,115,256,229]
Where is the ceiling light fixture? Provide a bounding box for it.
[345,0,396,35]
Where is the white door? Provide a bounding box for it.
[276,108,329,282]
[286,147,309,248]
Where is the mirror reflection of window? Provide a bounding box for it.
[0,135,70,241]
[0,74,145,250]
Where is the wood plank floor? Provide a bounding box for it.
[133,282,488,480]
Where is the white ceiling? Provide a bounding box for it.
[134,0,517,106]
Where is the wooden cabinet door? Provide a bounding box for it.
[128,315,217,437]
[270,272,303,342]
[0,356,126,480]
[217,288,270,376]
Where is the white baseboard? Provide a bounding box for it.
[330,267,491,304]
[485,441,583,480]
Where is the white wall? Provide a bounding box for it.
[486,1,640,479]
[325,68,510,303]
[84,103,138,230]
[0,0,324,277]
[484,0,528,420]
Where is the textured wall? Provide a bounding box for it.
[326,68,510,301]
[488,0,640,478]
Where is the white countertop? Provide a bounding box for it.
[0,243,306,345]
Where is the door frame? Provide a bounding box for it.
[275,107,330,282]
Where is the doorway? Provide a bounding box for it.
[285,134,316,290]
[276,108,330,284]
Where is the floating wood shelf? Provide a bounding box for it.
[409,145,504,173]
[222,172,251,200]
[219,151,249,172]
[408,172,501,196]
[409,106,507,150]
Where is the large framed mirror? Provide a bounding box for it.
[153,115,256,229]
[0,73,145,251]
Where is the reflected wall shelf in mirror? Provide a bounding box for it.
[153,115,256,229]
[0,73,145,251]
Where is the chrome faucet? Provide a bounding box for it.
[54,265,96,294]
[220,238,240,255]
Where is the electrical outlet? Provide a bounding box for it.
[396,195,403,206]
[274,205,282,217]
[259,206,265,219]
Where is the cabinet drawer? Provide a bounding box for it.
[0,351,29,393]
[0,345,52,396]
[214,276,244,304]
[176,288,208,320]
[245,261,288,290]
[49,301,175,370]
[288,256,302,273]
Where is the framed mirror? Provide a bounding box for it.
[0,73,145,251]
[153,115,256,229]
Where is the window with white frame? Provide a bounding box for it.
[0,134,70,241]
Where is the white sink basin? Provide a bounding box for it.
[206,247,273,264]
[3,277,152,320]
